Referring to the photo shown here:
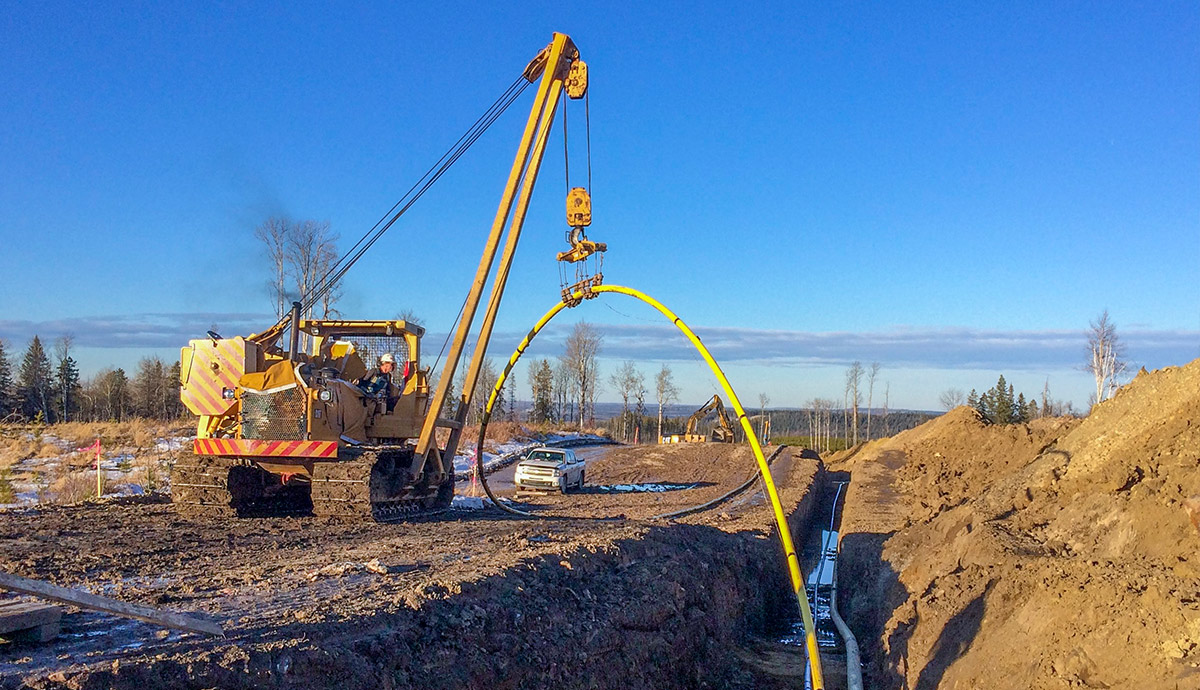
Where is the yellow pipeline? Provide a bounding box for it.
[475,284,825,688]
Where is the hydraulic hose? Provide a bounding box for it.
[471,284,825,688]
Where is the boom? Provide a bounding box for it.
[412,32,587,477]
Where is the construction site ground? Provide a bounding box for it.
[0,443,828,690]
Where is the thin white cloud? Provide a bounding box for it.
[0,313,275,349]
[519,323,1199,371]
[2,315,1195,373]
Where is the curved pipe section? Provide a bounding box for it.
[471,284,825,688]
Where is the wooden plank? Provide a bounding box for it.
[0,572,224,638]
[0,601,62,641]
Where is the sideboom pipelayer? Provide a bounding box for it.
[172,32,605,520]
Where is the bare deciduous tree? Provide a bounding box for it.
[866,362,880,440]
[758,392,770,444]
[609,361,643,442]
[938,388,965,411]
[654,364,678,442]
[255,217,341,320]
[562,322,602,430]
[845,361,863,445]
[255,217,291,319]
[1085,309,1127,406]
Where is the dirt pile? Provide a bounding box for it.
[832,358,1200,689]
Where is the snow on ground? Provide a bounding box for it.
[1,432,172,507]
[594,482,701,494]
[452,432,611,477]
[1,428,611,508]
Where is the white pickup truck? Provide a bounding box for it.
[513,447,586,493]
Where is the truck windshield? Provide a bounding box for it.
[527,451,563,462]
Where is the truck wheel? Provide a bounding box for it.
[559,476,569,494]
[577,470,586,490]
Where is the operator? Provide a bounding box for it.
[358,353,401,412]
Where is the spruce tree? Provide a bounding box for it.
[167,361,185,418]
[17,336,54,422]
[529,359,555,423]
[55,355,81,422]
[0,340,13,417]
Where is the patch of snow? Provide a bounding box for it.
[155,436,190,452]
[451,495,492,510]
[596,482,699,494]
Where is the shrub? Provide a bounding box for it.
[49,471,97,504]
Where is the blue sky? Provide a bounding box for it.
[1,2,1197,410]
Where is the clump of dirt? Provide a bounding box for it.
[831,358,1200,689]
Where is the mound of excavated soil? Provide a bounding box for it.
[831,358,1200,689]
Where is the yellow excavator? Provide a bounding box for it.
[660,395,737,444]
[172,33,604,520]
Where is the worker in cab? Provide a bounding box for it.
[358,353,401,412]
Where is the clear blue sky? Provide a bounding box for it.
[2,2,1197,410]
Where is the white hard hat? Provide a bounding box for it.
[380,353,395,364]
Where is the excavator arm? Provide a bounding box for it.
[683,395,736,443]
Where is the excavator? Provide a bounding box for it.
[171,32,605,520]
[660,395,737,444]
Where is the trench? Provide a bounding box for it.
[747,465,857,690]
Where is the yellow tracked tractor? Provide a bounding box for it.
[172,33,602,520]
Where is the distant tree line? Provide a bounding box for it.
[962,375,1075,425]
[0,336,186,424]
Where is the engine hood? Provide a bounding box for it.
[518,459,565,470]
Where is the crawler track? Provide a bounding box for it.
[171,448,453,521]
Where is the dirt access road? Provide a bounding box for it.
[0,442,827,690]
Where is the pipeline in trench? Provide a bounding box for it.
[777,470,863,690]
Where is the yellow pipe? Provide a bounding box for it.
[477,284,825,688]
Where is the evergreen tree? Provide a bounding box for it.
[55,355,81,422]
[0,340,13,418]
[17,336,54,422]
[133,357,168,419]
[1015,392,1029,423]
[166,361,185,419]
[529,359,555,423]
[967,388,979,412]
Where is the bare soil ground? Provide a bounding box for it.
[831,358,1200,689]
[0,443,823,690]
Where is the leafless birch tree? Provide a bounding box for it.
[609,361,643,442]
[562,322,602,430]
[255,217,291,319]
[655,364,678,442]
[866,361,880,440]
[1085,309,1127,405]
[846,361,863,445]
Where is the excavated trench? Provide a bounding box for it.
[1,444,833,690]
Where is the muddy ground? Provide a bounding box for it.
[0,443,827,690]
[832,358,1200,689]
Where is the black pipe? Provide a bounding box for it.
[287,301,301,361]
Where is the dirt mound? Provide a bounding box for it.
[832,358,1200,689]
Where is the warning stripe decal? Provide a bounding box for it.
[193,439,338,458]
[180,338,247,416]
